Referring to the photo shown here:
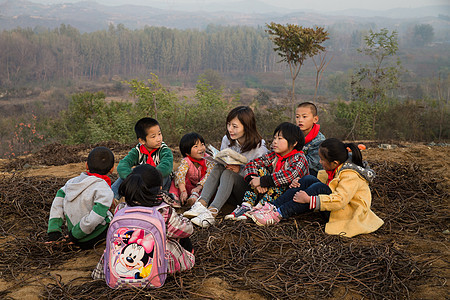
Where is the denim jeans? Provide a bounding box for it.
[111,175,171,200]
[273,175,332,219]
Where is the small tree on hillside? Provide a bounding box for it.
[312,51,333,103]
[350,28,402,138]
[265,23,329,120]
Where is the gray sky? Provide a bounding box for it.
[35,0,450,11]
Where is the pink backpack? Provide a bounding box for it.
[104,203,168,288]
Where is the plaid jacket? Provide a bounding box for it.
[244,150,309,187]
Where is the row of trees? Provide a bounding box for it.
[0,22,437,88]
[0,24,282,87]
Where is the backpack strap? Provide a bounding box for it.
[155,201,169,212]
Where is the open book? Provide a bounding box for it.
[205,145,248,166]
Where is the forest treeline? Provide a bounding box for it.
[0,22,443,90]
[1,24,284,86]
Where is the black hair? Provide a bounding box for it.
[273,122,305,151]
[179,132,205,157]
[87,147,114,175]
[297,102,318,116]
[226,106,263,153]
[319,138,363,167]
[135,117,160,140]
[119,164,163,207]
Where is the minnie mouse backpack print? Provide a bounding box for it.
[104,203,169,288]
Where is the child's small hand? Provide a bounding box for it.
[256,186,267,194]
[225,164,240,173]
[293,190,310,204]
[191,185,202,195]
[289,178,300,188]
[249,176,261,189]
[180,191,188,203]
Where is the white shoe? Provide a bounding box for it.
[183,201,208,218]
[191,210,216,228]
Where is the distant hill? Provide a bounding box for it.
[0,0,448,32]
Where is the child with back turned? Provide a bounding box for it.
[249,138,384,237]
[92,164,195,281]
[47,146,115,249]
[295,102,325,177]
[168,132,215,208]
[111,117,173,200]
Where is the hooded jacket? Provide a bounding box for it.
[47,172,113,242]
[316,160,383,237]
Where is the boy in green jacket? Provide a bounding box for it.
[111,117,173,199]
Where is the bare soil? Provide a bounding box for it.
[0,142,448,299]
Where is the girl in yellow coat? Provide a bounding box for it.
[248,138,384,237]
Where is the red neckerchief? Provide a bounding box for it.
[139,145,157,166]
[325,169,336,185]
[87,172,111,187]
[304,124,320,144]
[188,156,207,178]
[274,149,301,172]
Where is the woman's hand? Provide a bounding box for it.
[225,164,240,173]
[289,178,301,188]
[293,190,310,203]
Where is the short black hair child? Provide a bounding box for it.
[179,132,205,157]
[135,117,160,140]
[273,122,305,151]
[87,147,115,175]
[297,101,318,116]
[119,164,163,207]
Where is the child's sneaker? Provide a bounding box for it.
[250,203,281,226]
[191,209,216,228]
[244,202,268,217]
[224,203,252,221]
[183,200,207,218]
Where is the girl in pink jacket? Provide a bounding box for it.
[169,132,215,208]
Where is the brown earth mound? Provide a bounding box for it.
[0,142,448,299]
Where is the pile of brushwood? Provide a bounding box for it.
[0,142,448,299]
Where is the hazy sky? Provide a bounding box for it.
[35,0,450,12]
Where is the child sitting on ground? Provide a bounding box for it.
[46,146,115,250]
[249,138,384,237]
[295,102,325,177]
[92,164,195,281]
[168,132,215,208]
[225,122,309,220]
[111,117,173,200]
